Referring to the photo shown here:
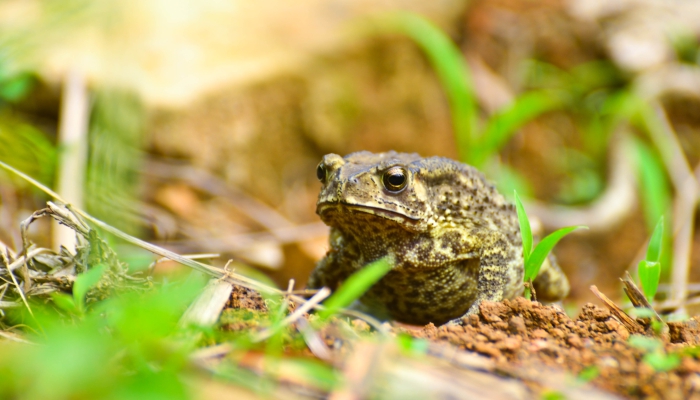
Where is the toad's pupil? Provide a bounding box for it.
[383,167,408,191]
[316,164,326,182]
[387,173,405,186]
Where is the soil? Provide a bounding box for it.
[222,285,700,400]
[412,298,700,400]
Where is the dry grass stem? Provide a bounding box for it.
[190,343,233,369]
[180,279,234,327]
[0,239,17,259]
[0,330,35,344]
[638,64,700,100]
[295,317,333,361]
[5,248,53,273]
[252,287,331,343]
[54,69,90,252]
[526,134,636,231]
[4,251,33,316]
[650,104,699,308]
[147,253,220,274]
[620,272,665,331]
[590,285,644,334]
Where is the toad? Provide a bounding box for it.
[307,151,569,325]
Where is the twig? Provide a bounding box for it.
[620,272,665,331]
[590,285,644,334]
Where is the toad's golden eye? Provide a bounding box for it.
[316,163,326,183]
[382,166,408,192]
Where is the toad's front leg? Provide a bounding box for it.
[307,228,358,291]
[455,232,511,322]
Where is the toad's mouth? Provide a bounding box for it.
[316,202,421,225]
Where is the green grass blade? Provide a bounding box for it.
[638,260,660,301]
[474,91,562,167]
[628,138,671,232]
[0,114,57,188]
[638,216,664,301]
[524,226,587,282]
[513,191,532,262]
[646,216,664,263]
[318,257,392,319]
[385,12,478,163]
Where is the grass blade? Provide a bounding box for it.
[0,115,57,188]
[524,226,587,282]
[629,138,671,232]
[318,257,392,319]
[638,260,661,301]
[513,191,532,262]
[385,12,478,163]
[646,216,664,263]
[475,91,561,167]
[638,216,664,301]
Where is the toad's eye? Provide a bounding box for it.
[382,166,408,192]
[316,163,326,183]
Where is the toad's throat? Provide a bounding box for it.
[317,201,420,224]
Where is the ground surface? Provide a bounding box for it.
[222,285,700,399]
[414,299,700,399]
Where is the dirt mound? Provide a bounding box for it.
[409,298,700,399]
[221,286,700,399]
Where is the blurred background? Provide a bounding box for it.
[1,0,699,309]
